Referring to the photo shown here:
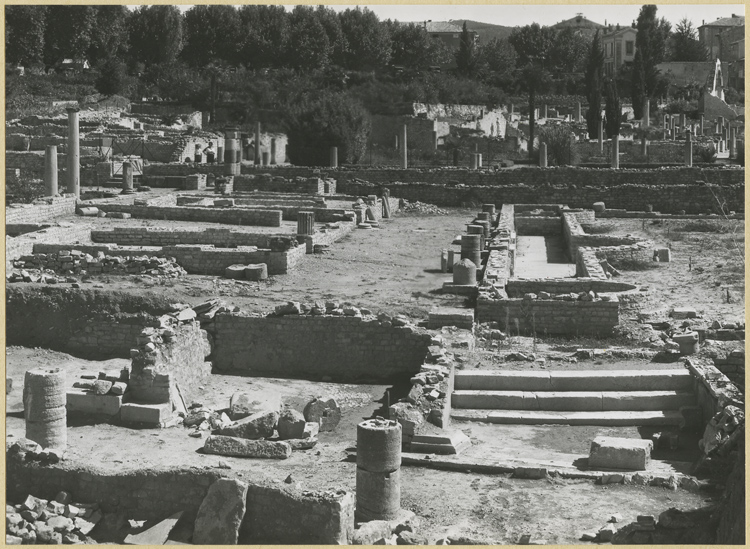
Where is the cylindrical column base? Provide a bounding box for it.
[357,419,402,472]
[461,234,482,268]
[24,368,67,450]
[122,161,135,194]
[453,258,477,285]
[356,468,401,522]
[482,204,496,215]
[297,211,315,235]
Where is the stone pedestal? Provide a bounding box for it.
[453,258,477,285]
[24,368,66,450]
[122,161,135,194]
[356,419,402,522]
[44,145,58,197]
[297,211,315,235]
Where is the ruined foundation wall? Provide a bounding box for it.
[5,196,78,224]
[95,203,283,227]
[475,292,620,336]
[211,314,432,382]
[5,286,174,358]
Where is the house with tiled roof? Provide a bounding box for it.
[698,14,744,60]
[551,14,605,38]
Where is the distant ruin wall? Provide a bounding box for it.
[95,203,283,227]
[5,196,78,224]
[211,314,432,382]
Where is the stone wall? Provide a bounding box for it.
[30,242,307,276]
[476,290,620,336]
[713,351,745,389]
[5,196,78,224]
[210,313,432,382]
[685,357,744,423]
[6,460,354,544]
[233,174,326,194]
[505,278,637,296]
[91,227,284,248]
[66,320,148,358]
[514,215,562,236]
[95,203,283,227]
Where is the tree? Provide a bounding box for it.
[550,28,590,73]
[43,5,97,66]
[669,18,708,62]
[456,22,477,77]
[539,125,579,165]
[286,6,331,70]
[509,23,557,66]
[478,38,517,88]
[316,6,348,67]
[604,78,621,138]
[285,92,371,166]
[585,31,604,139]
[338,7,391,70]
[88,6,130,67]
[6,5,47,66]
[182,5,241,67]
[128,5,184,66]
[237,5,289,69]
[96,56,128,96]
[631,5,671,119]
[388,22,449,68]
[518,63,551,160]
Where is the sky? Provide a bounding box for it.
[162,3,745,28]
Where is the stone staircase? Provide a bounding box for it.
[451,369,697,426]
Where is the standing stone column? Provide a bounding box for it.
[261,152,269,166]
[475,153,482,169]
[270,138,277,165]
[224,127,240,176]
[575,101,581,123]
[685,130,693,167]
[671,117,676,141]
[679,113,686,130]
[217,143,224,164]
[542,104,548,119]
[470,154,477,170]
[254,122,261,165]
[297,211,315,235]
[461,234,482,268]
[643,98,650,128]
[44,145,58,197]
[400,124,408,169]
[539,142,548,167]
[598,117,604,154]
[730,126,737,158]
[611,135,620,169]
[330,146,338,168]
[66,107,80,197]
[699,115,704,135]
[641,136,648,157]
[432,130,438,150]
[356,418,402,522]
[24,368,66,450]
[122,161,135,194]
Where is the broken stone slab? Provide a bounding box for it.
[352,520,393,545]
[513,466,548,479]
[92,380,112,395]
[589,436,653,471]
[671,307,697,320]
[409,431,471,455]
[389,403,424,437]
[203,435,291,459]
[219,410,279,440]
[303,397,341,432]
[175,308,197,322]
[123,511,183,545]
[192,478,249,545]
[288,437,318,450]
[277,409,306,440]
[598,523,617,541]
[229,391,282,421]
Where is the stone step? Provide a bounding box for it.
[451,409,685,426]
[453,369,693,392]
[451,390,695,411]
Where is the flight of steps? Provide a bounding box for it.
[451,369,697,426]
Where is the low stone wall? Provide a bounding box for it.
[562,212,644,259]
[514,215,561,236]
[30,242,307,276]
[576,247,608,279]
[5,196,78,224]
[211,313,433,382]
[6,459,354,544]
[91,227,281,248]
[685,357,744,423]
[95,203,283,227]
[506,278,637,296]
[713,351,745,389]
[5,286,174,359]
[476,290,620,336]
[233,174,326,194]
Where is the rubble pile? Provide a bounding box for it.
[5,490,100,545]
[10,251,186,280]
[398,200,448,215]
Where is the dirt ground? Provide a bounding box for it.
[5,206,742,543]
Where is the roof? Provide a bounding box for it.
[700,15,745,28]
[602,26,637,38]
[552,15,605,30]
[425,21,465,34]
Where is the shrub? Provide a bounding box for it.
[538,124,580,166]
[6,174,45,204]
[96,57,129,96]
[695,142,717,163]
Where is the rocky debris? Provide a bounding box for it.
[229,392,282,421]
[10,251,186,280]
[6,493,100,545]
[288,437,318,450]
[192,478,248,545]
[399,200,448,215]
[303,397,341,432]
[219,410,279,440]
[203,435,292,459]
[8,438,65,464]
[277,409,306,440]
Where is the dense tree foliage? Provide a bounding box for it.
[604,78,622,138]
[669,18,708,62]
[6,5,47,66]
[129,5,184,66]
[631,5,671,118]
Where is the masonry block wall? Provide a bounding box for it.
[506,279,637,296]
[233,174,325,194]
[576,247,608,279]
[514,215,562,236]
[6,286,174,358]
[210,314,433,382]
[5,196,78,224]
[91,227,279,248]
[476,292,620,336]
[6,461,354,544]
[95,203,283,227]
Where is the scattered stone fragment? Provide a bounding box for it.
[303,397,341,432]
[352,520,393,545]
[277,409,306,440]
[203,435,292,459]
[193,478,249,545]
[219,410,279,440]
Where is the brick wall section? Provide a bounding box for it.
[562,212,646,259]
[685,357,744,424]
[31,242,306,275]
[712,353,745,389]
[514,215,562,236]
[67,321,146,358]
[6,460,354,544]
[6,223,92,273]
[5,196,78,224]
[91,227,284,248]
[476,291,620,336]
[95,203,283,227]
[576,247,608,279]
[211,314,433,382]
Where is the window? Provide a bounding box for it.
[626,41,634,55]
[609,43,614,56]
